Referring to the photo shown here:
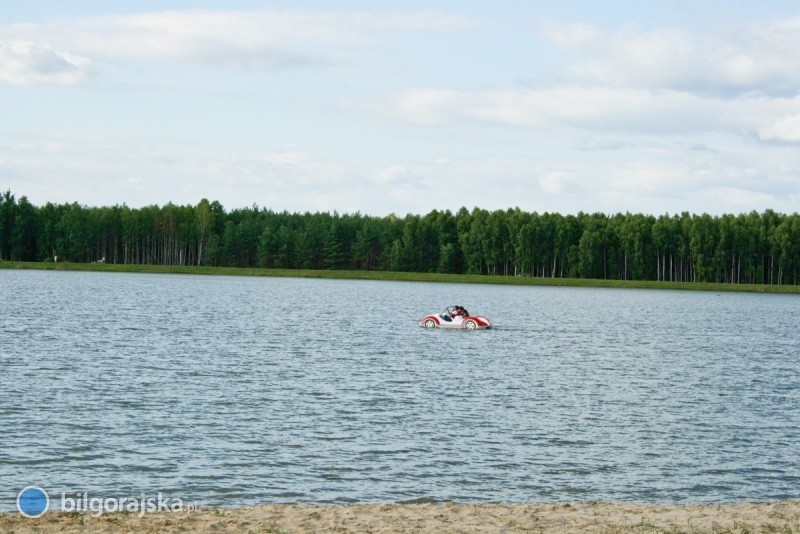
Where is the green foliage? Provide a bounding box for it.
[3,261,799,294]
[1,189,800,286]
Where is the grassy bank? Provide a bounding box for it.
[2,260,799,294]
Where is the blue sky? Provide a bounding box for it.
[2,1,800,215]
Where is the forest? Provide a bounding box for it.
[1,189,799,285]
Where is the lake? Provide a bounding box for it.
[1,269,799,510]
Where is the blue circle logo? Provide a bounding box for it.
[17,486,49,518]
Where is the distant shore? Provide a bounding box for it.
[3,501,800,533]
[2,260,799,294]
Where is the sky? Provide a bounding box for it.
[2,1,800,216]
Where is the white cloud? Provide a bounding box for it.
[384,86,720,134]
[531,155,798,215]
[538,18,800,95]
[536,21,600,50]
[701,186,779,209]
[2,129,799,216]
[372,165,430,188]
[381,86,800,145]
[0,133,342,209]
[386,89,462,125]
[262,151,304,167]
[758,113,800,143]
[539,171,580,195]
[3,7,800,217]
[0,9,473,82]
[0,40,91,85]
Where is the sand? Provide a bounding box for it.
[3,501,800,533]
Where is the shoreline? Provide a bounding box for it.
[3,501,800,533]
[2,260,799,295]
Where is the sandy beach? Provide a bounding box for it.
[3,501,800,533]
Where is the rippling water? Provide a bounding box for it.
[1,270,799,509]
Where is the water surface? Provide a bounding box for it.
[1,270,799,509]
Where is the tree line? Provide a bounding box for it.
[1,189,799,285]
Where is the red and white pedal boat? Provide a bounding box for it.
[419,305,492,330]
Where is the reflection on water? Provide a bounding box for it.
[1,270,799,509]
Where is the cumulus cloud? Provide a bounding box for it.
[387,89,462,125]
[373,165,419,185]
[538,171,581,195]
[530,153,797,215]
[0,132,364,210]
[3,129,798,215]
[758,113,800,143]
[383,86,720,134]
[371,14,800,146]
[0,9,473,82]
[381,86,800,145]
[536,21,600,50]
[3,7,799,216]
[0,40,91,85]
[538,18,800,96]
